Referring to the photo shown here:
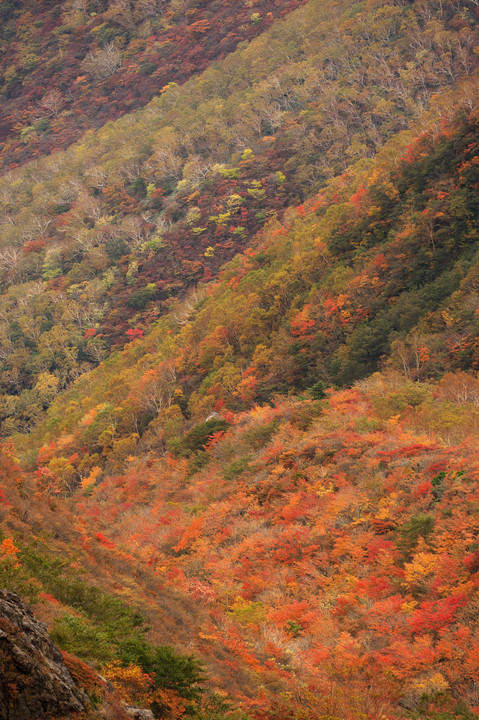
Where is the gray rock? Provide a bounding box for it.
[124,707,155,720]
[0,589,87,720]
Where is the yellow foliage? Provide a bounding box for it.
[0,537,19,558]
[400,599,417,613]
[81,466,102,490]
[102,661,185,718]
[411,672,449,695]
[229,597,266,625]
[315,481,334,498]
[102,661,154,705]
[374,494,397,521]
[403,540,437,589]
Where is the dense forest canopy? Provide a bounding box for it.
[2,0,479,433]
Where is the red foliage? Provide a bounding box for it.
[408,594,468,633]
[126,328,144,340]
[96,532,115,549]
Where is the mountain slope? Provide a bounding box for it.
[0,0,303,169]
[0,87,478,720]
[2,0,479,433]
[1,1,479,719]
[16,91,479,468]
[72,376,479,719]
[2,371,479,719]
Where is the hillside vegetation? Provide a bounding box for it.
[17,93,479,474]
[1,92,478,719]
[2,0,479,433]
[0,0,479,719]
[0,0,303,169]
[2,370,479,719]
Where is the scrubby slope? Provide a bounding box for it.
[70,373,479,719]
[2,371,479,719]
[2,0,479,433]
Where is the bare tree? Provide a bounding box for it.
[81,43,122,81]
[39,89,65,116]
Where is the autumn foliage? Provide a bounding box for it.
[1,1,479,719]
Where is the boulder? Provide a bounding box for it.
[124,707,156,720]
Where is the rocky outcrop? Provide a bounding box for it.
[125,707,156,720]
[0,590,87,720]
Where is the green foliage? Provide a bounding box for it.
[222,456,252,482]
[21,545,143,633]
[373,382,431,419]
[290,401,322,431]
[178,418,230,456]
[243,420,279,450]
[286,620,302,637]
[90,22,124,47]
[33,118,51,133]
[229,601,265,625]
[122,643,205,703]
[218,168,241,180]
[20,125,35,143]
[19,542,206,702]
[309,380,326,400]
[51,613,115,665]
[51,611,206,704]
[187,450,210,477]
[139,62,156,75]
[127,283,158,308]
[399,514,435,559]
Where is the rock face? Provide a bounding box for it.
[0,590,87,720]
[125,707,156,720]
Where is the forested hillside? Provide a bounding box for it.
[12,96,479,470]
[0,0,479,719]
[0,0,303,169]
